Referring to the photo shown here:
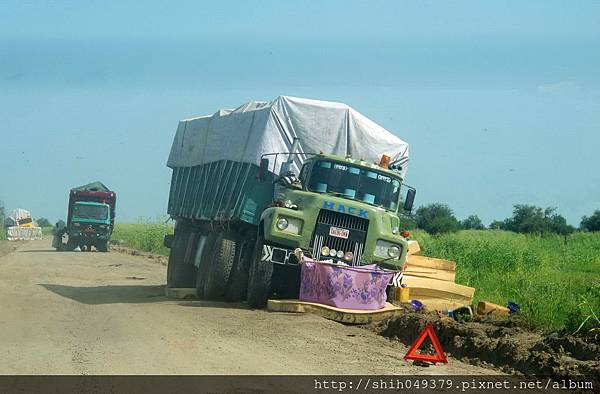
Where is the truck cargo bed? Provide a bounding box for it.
[168,160,274,225]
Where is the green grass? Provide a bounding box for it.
[112,222,173,256]
[412,230,600,332]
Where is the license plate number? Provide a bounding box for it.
[329,227,349,239]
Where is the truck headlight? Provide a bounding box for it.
[276,216,302,234]
[388,245,400,258]
[375,240,402,260]
[276,218,288,230]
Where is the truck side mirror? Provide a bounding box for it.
[404,188,416,212]
[258,158,269,181]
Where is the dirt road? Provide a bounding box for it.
[0,239,495,375]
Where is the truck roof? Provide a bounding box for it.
[71,181,112,193]
[167,96,410,179]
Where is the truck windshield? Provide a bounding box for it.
[73,204,108,220]
[307,160,401,210]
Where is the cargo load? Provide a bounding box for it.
[4,209,42,241]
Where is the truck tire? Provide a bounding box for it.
[167,231,196,288]
[246,236,274,309]
[97,240,109,252]
[195,232,219,298]
[225,239,251,302]
[64,238,77,251]
[203,232,236,300]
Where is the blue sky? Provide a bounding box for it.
[1,1,599,225]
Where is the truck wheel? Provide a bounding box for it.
[195,233,219,298]
[203,232,236,300]
[97,241,109,252]
[167,231,196,288]
[246,236,273,309]
[225,239,251,302]
[64,239,77,251]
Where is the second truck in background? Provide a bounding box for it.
[53,181,116,252]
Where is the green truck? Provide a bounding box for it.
[164,96,415,307]
[53,181,116,252]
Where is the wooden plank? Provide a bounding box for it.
[403,265,456,282]
[401,275,475,299]
[267,299,402,324]
[477,301,509,316]
[407,240,421,255]
[406,255,456,271]
[418,297,472,311]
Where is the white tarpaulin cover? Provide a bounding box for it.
[5,208,32,227]
[167,96,410,178]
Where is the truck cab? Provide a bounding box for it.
[258,153,416,270]
[67,201,112,251]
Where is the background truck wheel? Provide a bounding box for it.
[97,240,109,252]
[167,231,196,288]
[64,239,77,251]
[225,239,251,302]
[246,236,273,308]
[195,233,218,298]
[203,232,236,300]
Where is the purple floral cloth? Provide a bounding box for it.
[299,259,394,310]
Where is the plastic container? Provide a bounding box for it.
[299,260,394,310]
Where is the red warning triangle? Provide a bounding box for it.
[404,323,448,363]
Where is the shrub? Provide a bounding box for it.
[581,210,600,232]
[415,203,460,234]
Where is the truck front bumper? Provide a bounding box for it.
[260,243,304,265]
[70,231,109,240]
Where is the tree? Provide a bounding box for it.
[503,204,574,235]
[489,220,504,230]
[544,208,575,235]
[461,214,485,230]
[581,210,600,232]
[415,203,460,235]
[36,217,52,228]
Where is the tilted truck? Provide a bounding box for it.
[53,182,116,252]
[164,96,416,307]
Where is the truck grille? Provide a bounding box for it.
[311,209,369,266]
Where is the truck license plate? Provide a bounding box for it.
[329,226,349,239]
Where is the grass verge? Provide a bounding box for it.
[111,222,173,256]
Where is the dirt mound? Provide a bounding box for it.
[371,311,600,379]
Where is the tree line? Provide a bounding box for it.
[404,203,600,235]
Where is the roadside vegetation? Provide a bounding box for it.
[0,203,5,241]
[112,221,173,256]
